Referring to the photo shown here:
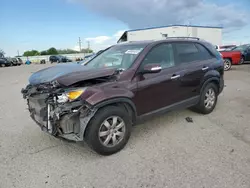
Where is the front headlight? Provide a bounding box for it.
[67,90,85,101]
[57,88,86,103]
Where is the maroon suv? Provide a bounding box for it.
[21,38,224,155]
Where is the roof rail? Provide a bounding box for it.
[165,37,200,40]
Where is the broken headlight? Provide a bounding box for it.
[57,88,86,103]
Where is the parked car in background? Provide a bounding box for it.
[11,58,22,66]
[21,38,224,155]
[220,44,250,71]
[17,57,23,64]
[40,59,46,64]
[0,58,12,67]
[215,45,237,52]
[49,55,72,63]
[231,44,250,64]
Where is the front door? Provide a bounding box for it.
[133,43,185,116]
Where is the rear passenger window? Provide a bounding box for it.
[175,43,200,63]
[195,43,214,60]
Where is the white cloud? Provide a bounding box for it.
[69,0,248,31]
[113,30,126,40]
[71,30,126,52]
[85,36,111,44]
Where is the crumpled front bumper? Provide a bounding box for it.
[26,94,96,142]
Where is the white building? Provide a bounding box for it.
[118,25,223,46]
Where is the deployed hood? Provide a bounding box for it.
[29,63,117,86]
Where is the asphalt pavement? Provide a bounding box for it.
[1,64,250,188]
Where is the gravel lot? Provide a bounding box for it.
[1,64,250,188]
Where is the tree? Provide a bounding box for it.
[0,49,5,57]
[57,49,78,54]
[40,50,48,55]
[47,47,58,55]
[81,48,93,53]
[23,50,40,56]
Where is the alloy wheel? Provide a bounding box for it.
[204,88,216,109]
[239,57,244,65]
[224,59,231,71]
[98,116,126,147]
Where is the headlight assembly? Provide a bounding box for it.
[57,88,86,103]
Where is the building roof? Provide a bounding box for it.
[117,24,223,43]
[127,24,223,32]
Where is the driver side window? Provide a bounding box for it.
[141,43,175,69]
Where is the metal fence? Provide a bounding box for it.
[19,53,93,63]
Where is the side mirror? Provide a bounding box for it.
[141,64,162,74]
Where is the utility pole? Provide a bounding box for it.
[87,41,90,53]
[17,50,20,56]
[78,37,82,52]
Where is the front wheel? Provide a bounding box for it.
[193,83,218,114]
[85,106,132,155]
[224,58,232,71]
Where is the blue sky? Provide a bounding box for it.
[1,0,250,56]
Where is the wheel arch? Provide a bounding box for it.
[200,77,220,94]
[93,97,137,124]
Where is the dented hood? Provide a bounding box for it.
[29,63,117,86]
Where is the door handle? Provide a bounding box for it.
[171,75,180,80]
[202,67,209,71]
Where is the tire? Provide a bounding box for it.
[85,106,132,155]
[239,56,245,65]
[224,58,232,71]
[193,83,218,114]
[0,64,5,67]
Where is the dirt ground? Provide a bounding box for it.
[0,64,250,188]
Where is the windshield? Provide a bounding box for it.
[232,45,250,51]
[84,44,147,69]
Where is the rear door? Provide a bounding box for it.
[172,42,215,100]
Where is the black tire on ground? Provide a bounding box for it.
[239,56,245,65]
[85,105,132,155]
[0,64,5,67]
[193,83,218,115]
[224,58,232,71]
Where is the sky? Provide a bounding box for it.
[0,0,250,56]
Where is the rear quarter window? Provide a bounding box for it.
[195,43,215,60]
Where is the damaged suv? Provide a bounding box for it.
[21,38,224,155]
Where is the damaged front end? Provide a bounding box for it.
[21,81,96,141]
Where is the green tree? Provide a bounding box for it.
[47,47,58,55]
[58,49,78,54]
[40,50,48,55]
[23,50,40,56]
[81,48,93,53]
[0,49,5,57]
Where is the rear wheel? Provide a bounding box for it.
[224,58,232,71]
[85,106,132,155]
[239,56,245,65]
[193,83,218,114]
